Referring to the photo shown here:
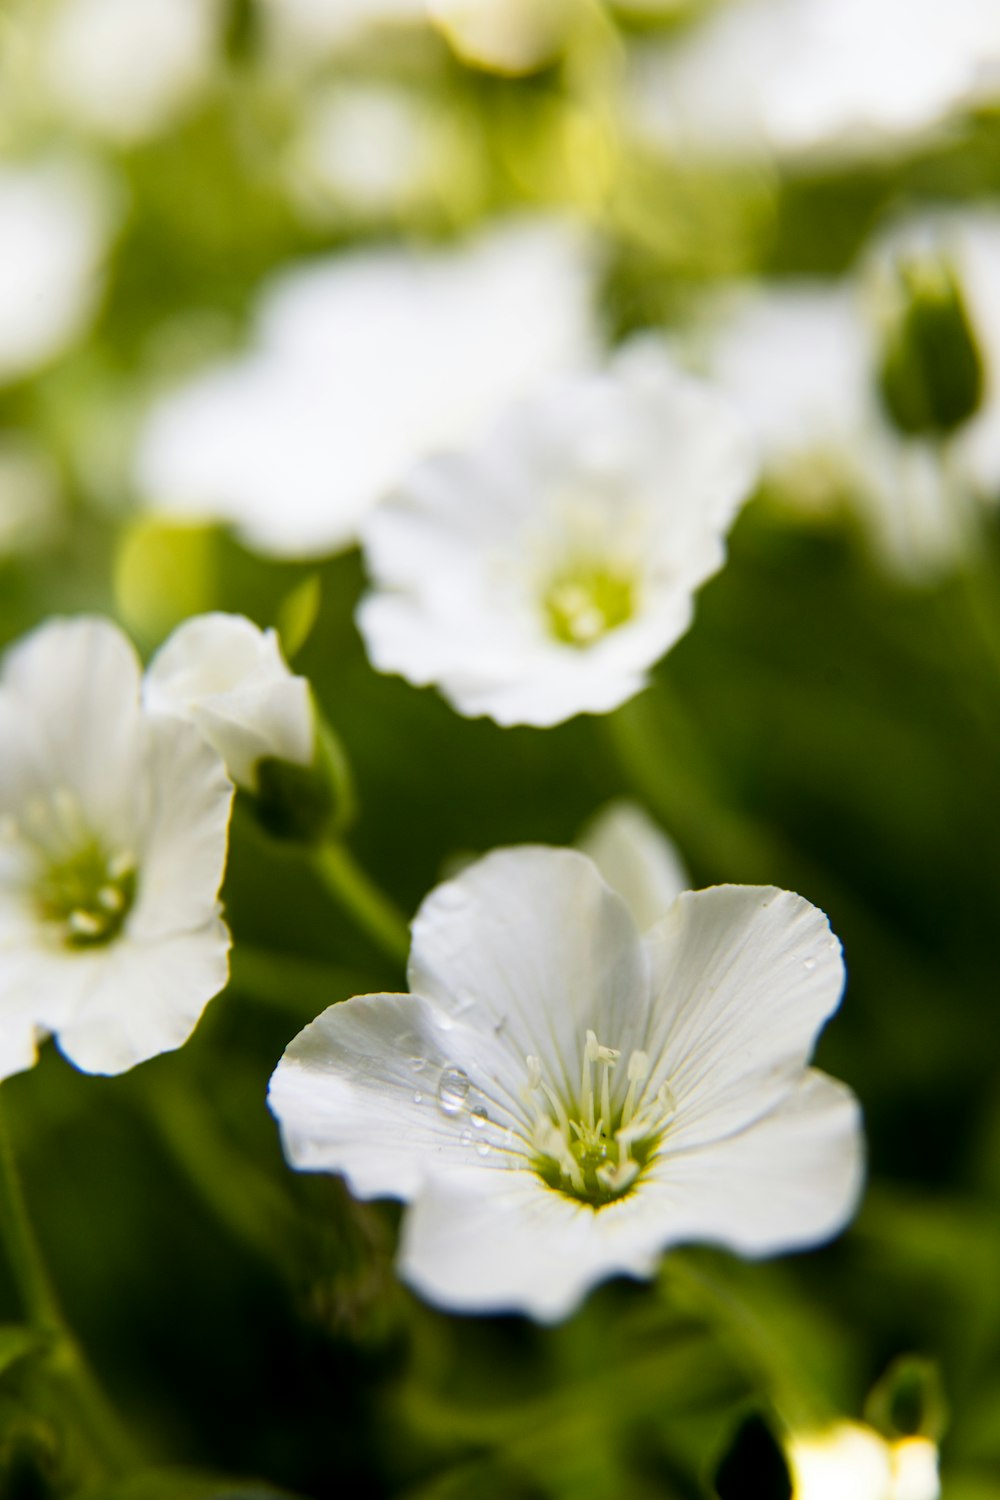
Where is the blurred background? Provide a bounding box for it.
[1,0,1000,1495]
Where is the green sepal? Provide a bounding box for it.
[246,712,355,846]
[864,1354,949,1443]
[877,256,985,437]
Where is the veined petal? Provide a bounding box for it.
[0,617,146,846]
[128,713,233,942]
[645,1070,864,1256]
[399,1166,679,1323]
[269,992,525,1200]
[408,846,650,1096]
[577,800,688,933]
[54,918,231,1075]
[642,886,845,1149]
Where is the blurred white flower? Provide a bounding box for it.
[134,217,599,558]
[577,799,688,932]
[144,613,315,792]
[269,845,863,1321]
[428,0,578,74]
[260,0,574,72]
[358,341,756,726]
[697,210,1000,578]
[0,618,232,1081]
[40,0,220,145]
[288,82,444,218]
[627,0,1000,167]
[0,438,62,555]
[0,158,115,387]
[258,0,426,58]
[789,1424,939,1500]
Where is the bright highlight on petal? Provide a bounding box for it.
[0,617,233,1080]
[788,1423,940,1500]
[269,845,863,1321]
[358,341,758,727]
[134,217,598,558]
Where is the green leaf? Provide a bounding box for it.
[85,1470,306,1500]
[0,1326,47,1380]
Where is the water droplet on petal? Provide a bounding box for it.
[460,1130,473,1147]
[413,1091,423,1104]
[476,1142,491,1158]
[803,956,817,971]
[471,1106,489,1129]
[437,1065,470,1115]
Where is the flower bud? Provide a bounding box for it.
[877,255,984,437]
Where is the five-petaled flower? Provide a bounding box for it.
[269,845,864,1322]
[358,340,757,727]
[0,617,232,1080]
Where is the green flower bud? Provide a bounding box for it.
[877,255,985,437]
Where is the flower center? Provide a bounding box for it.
[525,1032,674,1207]
[3,791,137,949]
[542,563,636,647]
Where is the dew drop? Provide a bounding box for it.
[803,957,816,971]
[437,1065,471,1115]
[460,1130,473,1147]
[471,1106,489,1129]
[413,1091,423,1104]
[476,1142,491,1158]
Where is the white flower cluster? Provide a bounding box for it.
[694,209,1000,577]
[0,611,313,1081]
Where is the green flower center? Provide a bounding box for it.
[35,842,136,948]
[543,564,637,647]
[527,1033,674,1208]
[4,790,138,949]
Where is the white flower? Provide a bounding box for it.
[695,209,1000,578]
[269,845,863,1322]
[40,0,219,145]
[0,618,232,1080]
[0,158,115,387]
[144,613,314,792]
[358,340,757,727]
[626,0,1000,168]
[287,83,446,220]
[427,0,577,75]
[134,216,598,559]
[789,1424,939,1500]
[577,799,688,933]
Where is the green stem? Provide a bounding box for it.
[0,1088,140,1476]
[229,942,379,1015]
[663,1254,832,1435]
[313,841,411,969]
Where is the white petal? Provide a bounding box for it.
[0,617,146,846]
[0,158,113,384]
[135,217,597,558]
[0,1012,43,1083]
[268,992,524,1200]
[399,1166,679,1322]
[359,343,756,726]
[145,612,314,785]
[642,886,845,1149]
[645,1070,864,1256]
[577,800,688,932]
[54,918,231,1075]
[128,712,233,942]
[408,846,649,1094]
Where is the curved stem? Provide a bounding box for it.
[229,942,379,1015]
[313,841,411,970]
[662,1254,832,1435]
[0,1088,141,1476]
